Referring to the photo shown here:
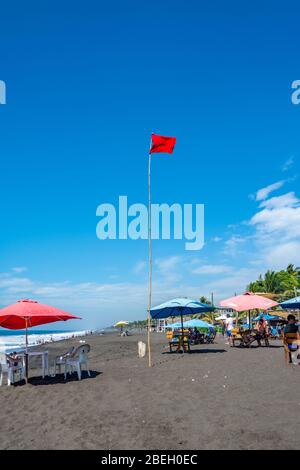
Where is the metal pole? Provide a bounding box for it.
[147,153,152,367]
[25,318,29,383]
[181,311,184,352]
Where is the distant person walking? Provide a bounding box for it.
[225,314,233,344]
[221,320,226,336]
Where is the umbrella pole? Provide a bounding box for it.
[181,311,184,352]
[147,152,152,367]
[25,318,29,383]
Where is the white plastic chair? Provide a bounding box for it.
[65,344,91,380]
[52,346,75,376]
[0,353,25,386]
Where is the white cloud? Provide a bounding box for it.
[11,267,27,273]
[211,236,222,242]
[0,276,34,292]
[258,192,299,210]
[154,256,182,282]
[282,155,294,172]
[247,185,300,270]
[264,241,300,270]
[0,270,212,328]
[133,261,147,274]
[250,192,300,241]
[223,235,247,256]
[255,180,285,201]
[192,264,232,275]
[199,268,260,300]
[219,179,300,281]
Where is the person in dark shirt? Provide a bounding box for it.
[283,314,298,334]
[283,314,299,364]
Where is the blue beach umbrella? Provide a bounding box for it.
[168,322,183,329]
[150,298,214,339]
[280,296,300,310]
[183,318,213,329]
[168,319,213,329]
[253,313,282,321]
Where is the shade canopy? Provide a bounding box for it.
[168,322,184,329]
[253,313,282,321]
[169,319,213,329]
[215,314,229,321]
[280,296,300,310]
[220,292,278,312]
[183,318,214,329]
[0,299,80,330]
[114,321,129,327]
[150,297,213,319]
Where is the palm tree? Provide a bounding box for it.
[286,264,300,294]
[264,270,281,293]
[248,274,265,292]
[199,296,211,305]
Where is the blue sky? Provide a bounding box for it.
[0,1,299,329]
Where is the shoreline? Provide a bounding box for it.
[0,329,99,353]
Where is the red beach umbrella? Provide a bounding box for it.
[0,299,81,381]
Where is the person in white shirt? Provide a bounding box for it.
[225,314,234,338]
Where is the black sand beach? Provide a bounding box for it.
[0,332,299,450]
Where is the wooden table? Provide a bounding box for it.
[169,334,191,353]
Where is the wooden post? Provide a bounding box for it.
[147,153,152,367]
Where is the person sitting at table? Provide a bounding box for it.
[10,351,20,367]
[188,328,194,342]
[254,317,269,346]
[193,327,201,342]
[283,314,299,364]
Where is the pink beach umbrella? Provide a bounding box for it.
[220,292,278,327]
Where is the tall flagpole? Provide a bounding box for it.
[147,149,152,367]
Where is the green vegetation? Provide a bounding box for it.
[247,264,300,301]
[129,320,148,328]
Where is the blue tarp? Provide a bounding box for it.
[280,296,300,310]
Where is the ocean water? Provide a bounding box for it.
[0,329,90,353]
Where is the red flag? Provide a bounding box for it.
[150,133,176,154]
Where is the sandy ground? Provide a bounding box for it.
[0,332,299,450]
